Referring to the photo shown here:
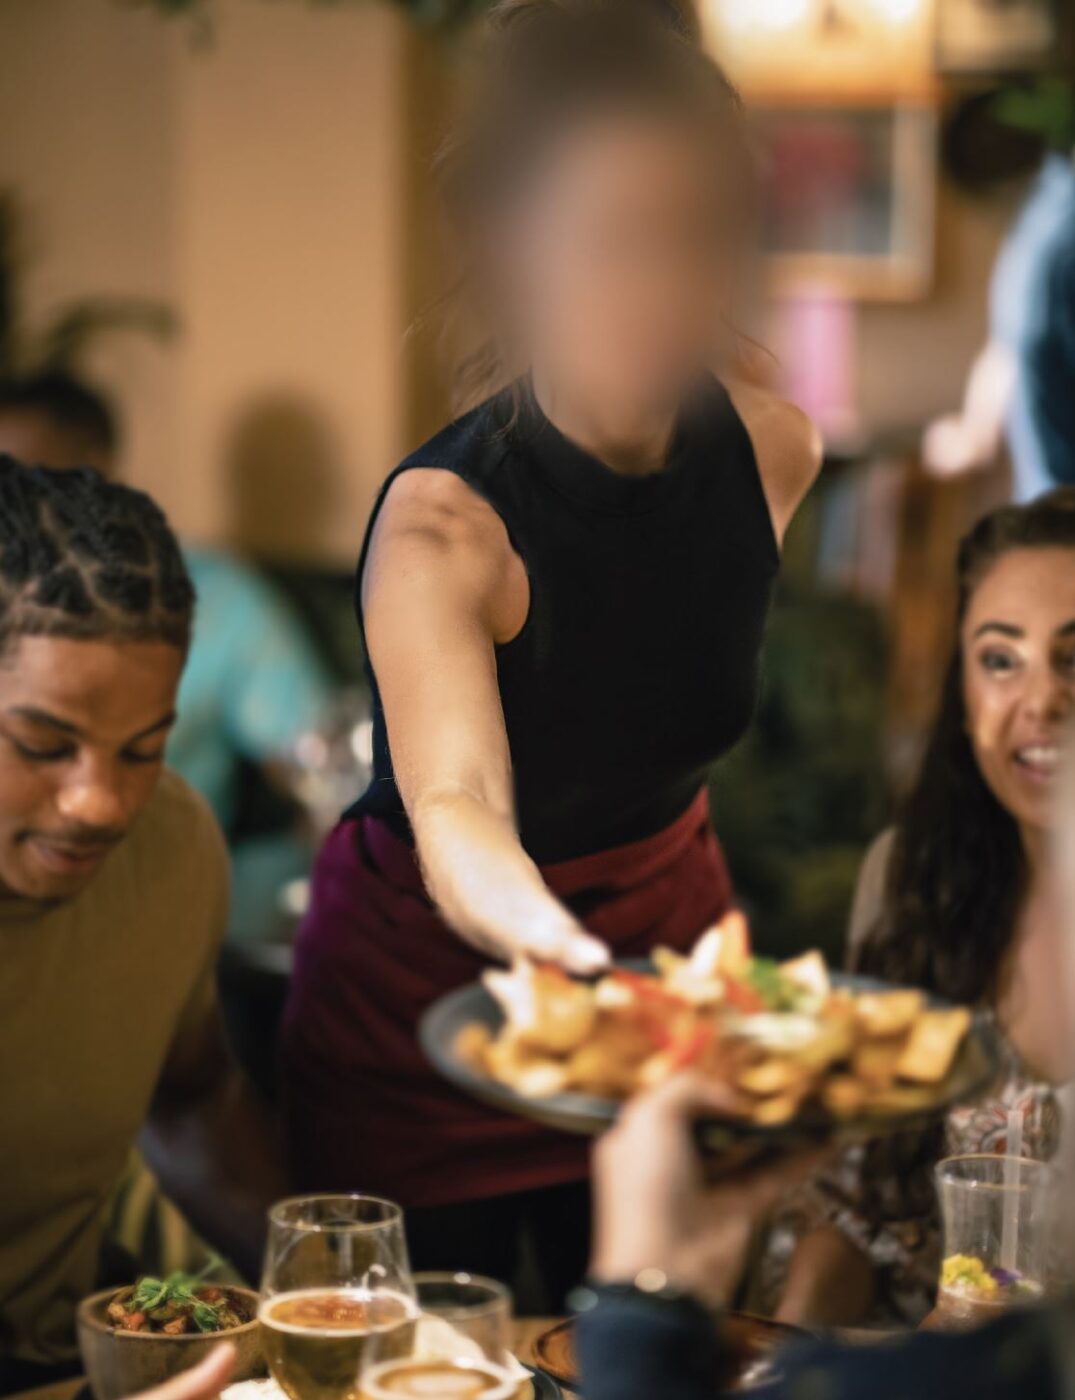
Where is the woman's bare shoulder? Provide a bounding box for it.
[726,382,823,543]
[364,468,526,639]
[375,467,510,552]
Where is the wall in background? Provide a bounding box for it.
[0,0,181,523]
[1,0,1016,562]
[0,0,409,566]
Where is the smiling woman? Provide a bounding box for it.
[773,488,1075,1330]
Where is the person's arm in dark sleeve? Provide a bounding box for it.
[576,1287,723,1400]
[580,1296,1065,1400]
[1021,246,1075,489]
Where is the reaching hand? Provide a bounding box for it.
[591,1073,827,1309]
[123,1344,236,1400]
[507,913,611,975]
[922,415,987,479]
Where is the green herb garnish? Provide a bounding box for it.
[745,958,805,1012]
[125,1262,228,1334]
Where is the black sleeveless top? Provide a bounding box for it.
[348,377,780,865]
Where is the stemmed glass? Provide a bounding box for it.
[259,1195,416,1400]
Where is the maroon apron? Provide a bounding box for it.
[282,789,732,1208]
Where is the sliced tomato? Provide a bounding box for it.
[665,1022,716,1071]
[610,969,687,1007]
[724,976,764,1014]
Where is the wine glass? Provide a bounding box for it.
[259,1195,416,1400]
[360,1273,521,1400]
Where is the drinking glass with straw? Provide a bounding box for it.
[934,1148,1055,1329]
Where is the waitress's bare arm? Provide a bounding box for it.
[362,468,610,972]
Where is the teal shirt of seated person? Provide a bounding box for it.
[169,547,334,831]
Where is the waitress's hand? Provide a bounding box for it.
[591,1074,828,1310]
[471,904,611,974]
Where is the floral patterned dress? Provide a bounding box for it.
[757,831,1070,1326]
[771,1038,1067,1325]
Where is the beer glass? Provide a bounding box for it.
[260,1195,417,1400]
[360,1273,520,1400]
[934,1155,1053,1328]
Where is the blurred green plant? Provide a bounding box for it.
[993,78,1075,154]
[0,192,177,379]
[710,589,890,966]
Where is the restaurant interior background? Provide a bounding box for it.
[3,0,1073,1084]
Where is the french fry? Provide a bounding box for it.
[852,1036,906,1088]
[780,950,831,999]
[896,1008,971,1085]
[854,991,925,1039]
[738,1056,808,1097]
[823,1075,868,1118]
[469,922,975,1129]
[794,1013,856,1071]
[483,962,596,1055]
[652,946,686,979]
[484,1035,570,1098]
[749,1090,807,1126]
[454,1022,493,1069]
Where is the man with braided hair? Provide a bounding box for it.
[0,459,285,1396]
[0,371,334,848]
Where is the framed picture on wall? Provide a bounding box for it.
[752,103,937,302]
[935,0,1059,74]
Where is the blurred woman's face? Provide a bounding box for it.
[962,547,1075,839]
[508,110,739,420]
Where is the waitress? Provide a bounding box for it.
[283,0,820,1303]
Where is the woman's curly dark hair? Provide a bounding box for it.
[0,455,195,655]
[859,487,1075,1004]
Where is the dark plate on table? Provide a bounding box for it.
[524,1361,563,1399]
[532,1313,808,1393]
[420,970,1003,1148]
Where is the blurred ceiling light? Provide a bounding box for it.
[861,0,924,23]
[716,0,812,33]
[711,0,925,31]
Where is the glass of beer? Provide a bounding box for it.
[933,1155,1054,1329]
[260,1195,417,1400]
[360,1273,521,1400]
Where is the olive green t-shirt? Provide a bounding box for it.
[0,769,229,1367]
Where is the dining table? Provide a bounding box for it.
[4,1320,575,1400]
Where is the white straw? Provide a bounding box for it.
[1000,1108,1025,1272]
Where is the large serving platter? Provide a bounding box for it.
[420,969,1002,1147]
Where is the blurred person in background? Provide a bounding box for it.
[766,491,1075,1327]
[924,87,1075,500]
[283,0,820,1306]
[0,371,335,936]
[0,461,284,1397]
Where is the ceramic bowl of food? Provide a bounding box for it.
[532,1312,807,1393]
[78,1276,263,1400]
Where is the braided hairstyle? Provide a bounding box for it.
[0,456,194,656]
